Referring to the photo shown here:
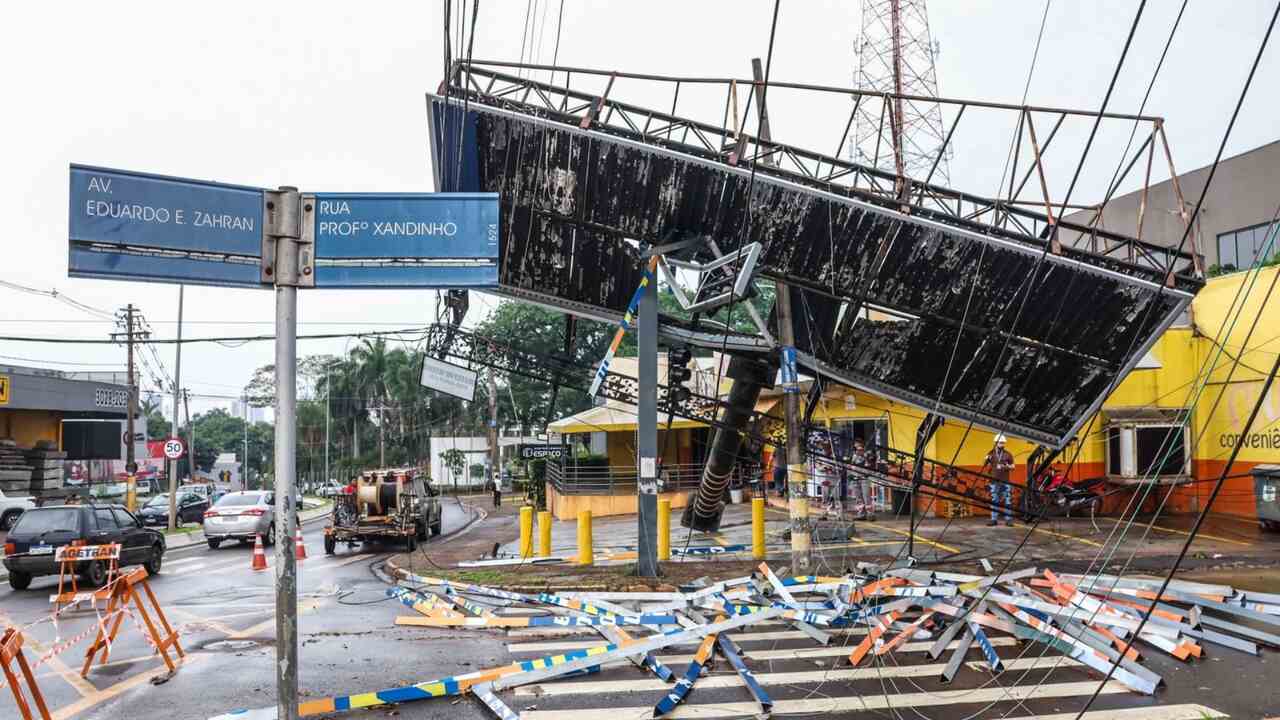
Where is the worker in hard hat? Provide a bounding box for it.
[983,434,1016,526]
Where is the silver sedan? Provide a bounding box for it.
[203,491,276,550]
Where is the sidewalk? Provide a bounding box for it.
[390,494,1280,592]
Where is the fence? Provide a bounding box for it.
[546,461,760,496]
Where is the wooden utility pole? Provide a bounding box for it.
[751,57,810,571]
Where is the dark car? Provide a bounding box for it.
[2,504,165,590]
[138,492,209,527]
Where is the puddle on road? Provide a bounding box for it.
[205,640,262,651]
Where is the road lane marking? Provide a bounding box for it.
[1103,518,1252,547]
[859,520,960,553]
[1012,523,1106,548]
[519,680,1130,719]
[0,610,96,698]
[514,655,1084,696]
[165,556,204,566]
[170,562,210,575]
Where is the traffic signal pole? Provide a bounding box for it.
[636,266,659,577]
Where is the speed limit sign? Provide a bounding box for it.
[163,437,186,460]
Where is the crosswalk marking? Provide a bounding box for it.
[650,636,1016,664]
[520,680,1132,720]
[514,655,1084,697]
[166,556,205,567]
[507,628,871,653]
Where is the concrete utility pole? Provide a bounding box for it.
[378,404,386,467]
[636,262,659,576]
[750,57,810,571]
[324,366,331,485]
[113,304,147,513]
[183,389,194,482]
[169,287,183,530]
[487,369,499,492]
[243,394,250,490]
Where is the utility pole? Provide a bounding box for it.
[169,287,183,530]
[243,394,250,490]
[324,365,331,486]
[378,404,386,467]
[636,258,659,577]
[749,57,811,571]
[487,369,499,493]
[112,304,148,513]
[183,389,194,483]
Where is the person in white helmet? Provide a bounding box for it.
[983,434,1016,526]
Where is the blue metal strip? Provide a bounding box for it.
[716,634,772,714]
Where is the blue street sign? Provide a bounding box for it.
[68,165,266,287]
[67,165,500,289]
[313,193,498,259]
[311,192,499,288]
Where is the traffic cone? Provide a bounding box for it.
[251,534,268,572]
[294,525,307,561]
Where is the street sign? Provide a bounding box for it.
[162,438,186,460]
[311,193,499,288]
[517,444,565,461]
[68,165,266,288]
[68,166,500,289]
[419,356,477,402]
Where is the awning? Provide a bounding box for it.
[547,405,707,434]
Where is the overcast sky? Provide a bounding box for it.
[2,0,1277,420]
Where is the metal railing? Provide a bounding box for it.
[546,461,759,496]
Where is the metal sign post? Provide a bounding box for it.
[67,164,499,720]
[266,187,303,720]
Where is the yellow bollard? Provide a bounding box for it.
[752,496,766,560]
[657,498,671,561]
[576,510,594,566]
[519,506,533,559]
[538,510,552,557]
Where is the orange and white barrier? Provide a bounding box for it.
[295,526,307,561]
[1,628,51,720]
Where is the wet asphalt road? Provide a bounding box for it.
[0,498,483,720]
[2,502,1279,720]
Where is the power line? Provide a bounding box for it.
[0,325,436,345]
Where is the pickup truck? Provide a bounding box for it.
[0,489,34,532]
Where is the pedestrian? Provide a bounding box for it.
[984,434,1016,526]
[772,456,787,498]
[492,475,502,508]
[849,439,876,520]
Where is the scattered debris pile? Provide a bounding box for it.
[0,439,33,495]
[210,563,1280,719]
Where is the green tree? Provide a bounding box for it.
[440,448,466,490]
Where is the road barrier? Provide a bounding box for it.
[576,510,593,566]
[0,629,50,720]
[82,567,184,677]
[518,506,533,559]
[657,499,671,561]
[51,543,121,611]
[537,510,552,558]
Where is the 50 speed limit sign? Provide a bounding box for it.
[163,437,186,460]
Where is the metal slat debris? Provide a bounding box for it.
[210,563,1280,719]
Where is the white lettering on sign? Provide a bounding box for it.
[318,200,350,215]
[372,221,457,237]
[95,387,129,408]
[81,175,255,233]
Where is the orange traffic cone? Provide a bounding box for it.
[294,526,307,561]
[251,534,268,572]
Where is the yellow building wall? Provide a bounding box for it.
[546,486,691,521]
[0,410,62,448]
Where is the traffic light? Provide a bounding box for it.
[667,346,693,403]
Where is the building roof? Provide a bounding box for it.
[548,405,706,434]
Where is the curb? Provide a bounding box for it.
[383,500,485,580]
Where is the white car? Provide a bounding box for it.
[0,489,35,532]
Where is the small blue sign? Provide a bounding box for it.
[312,193,498,260]
[68,164,266,287]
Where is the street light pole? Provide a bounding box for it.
[324,366,330,486]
